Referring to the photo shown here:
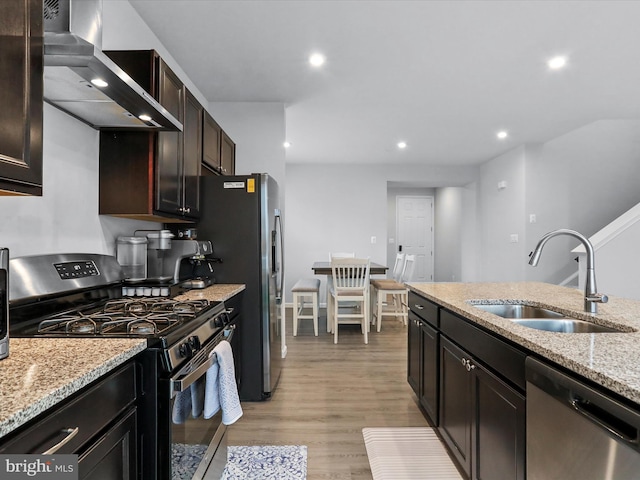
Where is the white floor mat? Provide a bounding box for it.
[363,427,463,480]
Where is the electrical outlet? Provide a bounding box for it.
[371,236,377,244]
[510,234,519,243]
[529,214,537,223]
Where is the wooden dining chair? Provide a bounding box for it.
[328,257,371,344]
[326,252,356,332]
[370,254,416,331]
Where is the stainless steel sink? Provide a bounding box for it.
[470,302,626,333]
[511,318,621,333]
[473,304,564,319]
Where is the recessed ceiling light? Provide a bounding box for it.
[547,56,567,70]
[397,141,407,149]
[309,53,326,67]
[138,114,152,122]
[91,78,108,88]
[283,141,291,148]
[497,131,508,139]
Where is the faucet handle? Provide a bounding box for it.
[586,293,608,304]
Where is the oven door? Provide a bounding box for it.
[167,325,235,480]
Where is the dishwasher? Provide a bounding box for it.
[526,357,640,479]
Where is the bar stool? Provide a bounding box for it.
[292,278,320,336]
[370,254,415,331]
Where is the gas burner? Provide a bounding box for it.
[66,318,97,334]
[103,299,134,313]
[32,296,214,337]
[127,319,157,335]
[125,301,152,315]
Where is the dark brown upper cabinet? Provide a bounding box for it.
[220,130,236,176]
[202,111,222,173]
[202,111,235,176]
[99,50,201,222]
[0,0,43,196]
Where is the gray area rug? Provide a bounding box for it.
[363,427,462,480]
[221,445,307,480]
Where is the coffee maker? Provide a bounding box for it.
[137,229,175,282]
[165,240,218,288]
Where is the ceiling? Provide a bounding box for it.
[128,0,640,166]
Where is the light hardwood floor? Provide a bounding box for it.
[226,310,429,480]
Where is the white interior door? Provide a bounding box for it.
[396,196,434,282]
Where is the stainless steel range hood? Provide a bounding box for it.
[43,0,182,131]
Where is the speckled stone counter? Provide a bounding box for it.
[175,283,245,303]
[0,338,146,439]
[407,282,640,405]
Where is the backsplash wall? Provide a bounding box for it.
[0,104,160,260]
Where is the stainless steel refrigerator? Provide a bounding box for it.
[197,173,284,401]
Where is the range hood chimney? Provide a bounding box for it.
[43,0,182,131]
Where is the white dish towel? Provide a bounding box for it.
[204,340,243,425]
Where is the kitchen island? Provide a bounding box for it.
[408,281,640,480]
[408,281,640,404]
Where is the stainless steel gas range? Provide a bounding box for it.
[9,253,240,480]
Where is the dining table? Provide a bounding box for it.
[311,261,388,276]
[312,261,388,333]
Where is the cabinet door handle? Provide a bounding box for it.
[42,427,79,454]
[461,358,475,372]
[414,304,424,310]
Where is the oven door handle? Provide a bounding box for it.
[170,325,235,397]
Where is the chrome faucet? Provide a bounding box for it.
[528,229,608,314]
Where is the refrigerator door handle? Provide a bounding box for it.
[274,212,284,302]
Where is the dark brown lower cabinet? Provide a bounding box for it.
[439,336,473,475]
[419,319,439,424]
[78,407,137,480]
[0,361,139,478]
[439,336,525,480]
[407,312,421,394]
[473,363,525,480]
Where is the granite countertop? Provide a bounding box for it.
[175,283,245,303]
[407,281,640,405]
[0,284,245,441]
[0,338,146,439]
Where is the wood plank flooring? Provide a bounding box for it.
[226,310,429,480]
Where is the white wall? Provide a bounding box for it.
[473,119,640,287]
[0,104,160,258]
[477,146,527,281]
[0,1,222,260]
[207,102,286,201]
[103,1,209,108]
[587,220,640,300]
[460,181,480,282]
[434,187,463,282]
[284,163,478,304]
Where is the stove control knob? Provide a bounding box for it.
[213,314,225,328]
[188,336,201,351]
[178,342,194,359]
